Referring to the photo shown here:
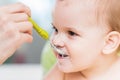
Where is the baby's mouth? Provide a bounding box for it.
[50,43,69,59]
[57,50,69,58]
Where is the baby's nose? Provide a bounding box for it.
[51,34,65,48]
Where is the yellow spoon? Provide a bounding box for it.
[28,17,49,40]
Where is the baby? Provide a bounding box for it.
[44,0,120,80]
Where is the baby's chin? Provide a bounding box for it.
[57,62,80,73]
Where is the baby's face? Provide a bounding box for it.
[51,0,109,73]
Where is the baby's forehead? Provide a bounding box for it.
[56,0,111,11]
[57,0,97,6]
[53,0,100,27]
[55,0,110,21]
[56,0,99,14]
[55,0,99,17]
[53,0,112,29]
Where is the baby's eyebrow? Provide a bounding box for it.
[51,23,59,29]
[51,23,56,28]
[51,23,80,32]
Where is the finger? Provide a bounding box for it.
[2,2,31,16]
[8,13,28,22]
[15,21,33,35]
[19,33,33,46]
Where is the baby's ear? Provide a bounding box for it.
[102,31,120,54]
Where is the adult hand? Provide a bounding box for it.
[0,2,33,64]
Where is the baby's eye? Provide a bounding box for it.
[68,31,77,36]
[52,27,58,33]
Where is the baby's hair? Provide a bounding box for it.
[108,1,120,32]
[96,0,120,32]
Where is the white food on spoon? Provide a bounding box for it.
[50,43,65,55]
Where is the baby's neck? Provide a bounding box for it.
[80,56,120,80]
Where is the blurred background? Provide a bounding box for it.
[0,0,55,80]
[0,0,55,64]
